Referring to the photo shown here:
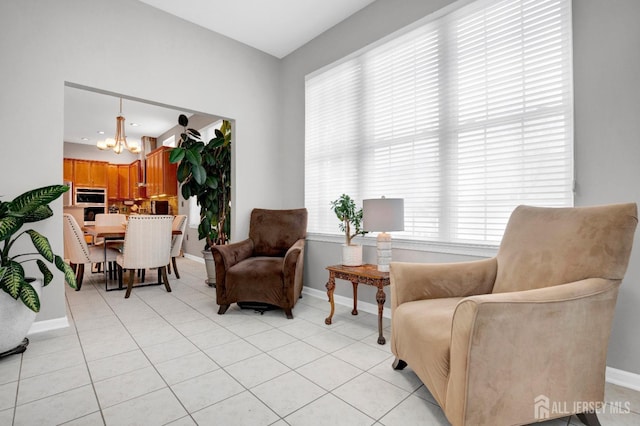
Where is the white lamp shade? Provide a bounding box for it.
[363,198,404,232]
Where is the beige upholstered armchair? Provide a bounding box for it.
[390,204,637,426]
[212,208,307,319]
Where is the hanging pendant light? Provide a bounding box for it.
[97,98,141,154]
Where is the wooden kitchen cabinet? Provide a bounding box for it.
[107,164,119,199]
[129,160,144,200]
[118,165,130,199]
[145,146,177,197]
[63,158,74,182]
[74,160,108,188]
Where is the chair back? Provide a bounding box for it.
[120,215,173,269]
[95,213,127,227]
[63,213,91,264]
[249,208,308,257]
[170,215,187,257]
[493,203,638,293]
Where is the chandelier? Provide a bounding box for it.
[97,98,141,154]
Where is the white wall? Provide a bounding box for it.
[0,0,283,322]
[280,0,640,375]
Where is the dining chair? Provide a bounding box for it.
[94,213,127,273]
[63,213,120,290]
[116,215,174,298]
[168,215,187,279]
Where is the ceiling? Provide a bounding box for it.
[137,0,376,59]
[64,86,191,148]
[65,0,375,147]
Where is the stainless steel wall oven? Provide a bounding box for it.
[75,188,106,224]
[75,188,106,205]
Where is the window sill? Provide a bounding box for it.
[306,233,498,258]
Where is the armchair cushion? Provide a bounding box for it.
[249,208,308,256]
[392,297,464,405]
[494,203,637,293]
[226,256,284,302]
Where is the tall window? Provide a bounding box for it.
[305,0,573,245]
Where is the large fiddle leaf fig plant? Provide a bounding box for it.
[0,185,76,312]
[169,115,231,249]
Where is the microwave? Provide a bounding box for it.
[75,188,106,205]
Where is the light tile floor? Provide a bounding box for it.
[1,257,639,425]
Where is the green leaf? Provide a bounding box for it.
[0,216,22,241]
[55,255,77,289]
[181,184,192,199]
[169,147,185,164]
[205,176,218,189]
[178,114,189,127]
[176,161,191,183]
[19,281,40,312]
[185,148,202,167]
[36,259,53,286]
[8,185,67,216]
[192,165,207,185]
[0,261,26,299]
[209,137,225,149]
[26,229,54,262]
[187,128,201,138]
[23,205,54,223]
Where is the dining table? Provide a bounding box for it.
[83,224,181,291]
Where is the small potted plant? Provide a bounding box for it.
[169,115,231,286]
[0,185,77,357]
[331,194,367,266]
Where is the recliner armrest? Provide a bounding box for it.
[211,238,254,272]
[390,258,497,310]
[283,239,305,284]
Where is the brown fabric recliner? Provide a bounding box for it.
[390,203,638,426]
[212,208,307,319]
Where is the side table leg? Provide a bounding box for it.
[376,285,386,345]
[351,280,359,315]
[325,275,336,325]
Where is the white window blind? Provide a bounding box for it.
[305,0,573,245]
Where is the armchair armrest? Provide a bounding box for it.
[211,239,254,302]
[390,258,497,310]
[283,239,306,285]
[211,238,254,271]
[446,278,621,425]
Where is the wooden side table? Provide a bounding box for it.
[325,264,390,345]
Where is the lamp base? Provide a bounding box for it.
[376,232,392,272]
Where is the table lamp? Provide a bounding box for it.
[363,197,404,272]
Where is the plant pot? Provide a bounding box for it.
[0,278,40,355]
[202,249,216,287]
[342,244,363,266]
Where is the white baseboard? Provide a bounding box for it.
[27,316,70,335]
[302,287,640,391]
[183,253,204,263]
[302,286,391,319]
[606,367,640,392]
